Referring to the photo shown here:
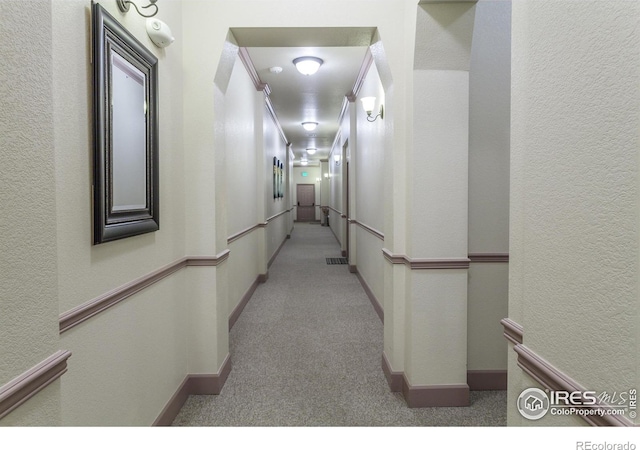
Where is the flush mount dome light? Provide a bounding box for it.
[302,122,318,131]
[306,148,317,155]
[293,57,323,76]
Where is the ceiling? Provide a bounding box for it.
[245,45,369,165]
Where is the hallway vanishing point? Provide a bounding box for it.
[172,223,507,426]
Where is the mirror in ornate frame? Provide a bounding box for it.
[92,3,159,244]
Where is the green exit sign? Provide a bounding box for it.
[302,172,308,177]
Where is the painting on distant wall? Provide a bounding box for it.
[273,157,277,199]
[279,161,284,198]
[273,157,284,199]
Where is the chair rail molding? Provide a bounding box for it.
[59,251,230,333]
[0,350,72,420]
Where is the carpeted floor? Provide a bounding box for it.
[171,223,507,426]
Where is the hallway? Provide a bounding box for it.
[172,223,506,426]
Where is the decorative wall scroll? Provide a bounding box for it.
[92,3,159,244]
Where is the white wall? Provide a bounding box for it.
[329,137,344,243]
[509,0,640,426]
[467,0,511,372]
[354,61,386,306]
[320,161,330,208]
[227,57,260,236]
[226,55,262,316]
[0,0,61,426]
[49,0,191,425]
[264,108,290,261]
[401,2,474,391]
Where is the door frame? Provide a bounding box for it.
[296,183,316,222]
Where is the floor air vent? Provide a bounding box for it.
[326,257,348,265]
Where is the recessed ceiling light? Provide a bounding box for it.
[306,148,317,155]
[302,122,318,131]
[293,57,323,76]
[269,66,283,74]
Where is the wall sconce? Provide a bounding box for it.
[333,154,341,166]
[361,96,384,122]
[324,173,329,179]
[117,0,159,17]
[293,57,323,76]
[117,0,175,47]
[146,18,175,48]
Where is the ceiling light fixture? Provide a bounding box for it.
[361,96,384,122]
[293,57,323,76]
[117,0,159,17]
[301,160,308,166]
[302,122,318,131]
[306,148,317,155]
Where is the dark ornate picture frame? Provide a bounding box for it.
[92,3,159,244]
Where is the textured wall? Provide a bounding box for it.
[225,54,261,315]
[226,48,291,317]
[354,61,385,306]
[509,0,640,425]
[329,131,344,243]
[54,0,186,314]
[265,107,289,221]
[467,264,509,369]
[409,69,469,258]
[52,0,190,425]
[356,62,385,234]
[406,270,469,385]
[264,104,290,260]
[60,275,188,425]
[402,2,474,389]
[468,0,510,254]
[0,0,61,426]
[466,0,510,372]
[414,2,476,71]
[227,56,260,236]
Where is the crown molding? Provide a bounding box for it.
[347,48,374,101]
[238,47,270,94]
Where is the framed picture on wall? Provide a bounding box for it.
[278,162,284,198]
[92,3,159,244]
[273,157,277,199]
